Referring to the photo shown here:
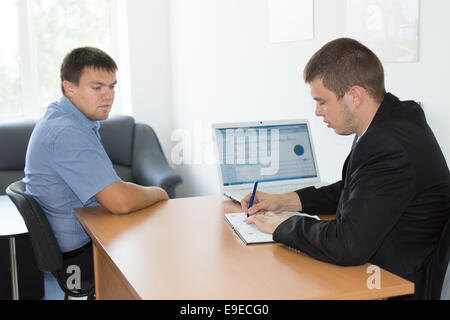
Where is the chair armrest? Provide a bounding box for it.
[136,161,182,198]
[132,123,182,198]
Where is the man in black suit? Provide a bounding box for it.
[243,38,450,299]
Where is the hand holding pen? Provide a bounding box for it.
[241,184,303,216]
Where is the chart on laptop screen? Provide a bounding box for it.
[215,124,317,186]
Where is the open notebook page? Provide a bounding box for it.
[224,212,320,244]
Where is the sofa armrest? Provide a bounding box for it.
[132,123,182,198]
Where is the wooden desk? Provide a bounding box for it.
[75,195,414,300]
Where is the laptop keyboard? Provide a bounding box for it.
[228,184,303,202]
[260,184,303,194]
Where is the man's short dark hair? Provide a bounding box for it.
[60,47,118,94]
[304,38,386,103]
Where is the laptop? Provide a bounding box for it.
[212,119,322,203]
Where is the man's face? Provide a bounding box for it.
[64,67,117,121]
[309,78,356,136]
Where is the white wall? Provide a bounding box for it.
[126,0,173,158]
[128,0,450,198]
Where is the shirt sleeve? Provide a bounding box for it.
[51,126,121,204]
[273,133,416,266]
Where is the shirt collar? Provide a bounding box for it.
[357,124,369,141]
[354,118,370,145]
[58,95,100,131]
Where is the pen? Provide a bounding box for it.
[247,180,259,218]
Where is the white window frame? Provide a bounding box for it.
[13,0,132,120]
[110,0,133,116]
[17,0,39,119]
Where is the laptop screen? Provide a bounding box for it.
[215,123,318,186]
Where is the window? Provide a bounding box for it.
[0,0,131,120]
[0,0,23,118]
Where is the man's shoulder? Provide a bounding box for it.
[34,107,91,143]
[392,99,426,125]
[361,96,426,150]
[379,95,426,131]
[352,127,408,169]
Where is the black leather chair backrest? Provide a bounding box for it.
[6,180,63,273]
[0,121,35,194]
[99,115,182,198]
[99,115,135,167]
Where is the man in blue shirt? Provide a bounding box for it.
[24,47,168,284]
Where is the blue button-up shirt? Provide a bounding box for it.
[24,96,121,253]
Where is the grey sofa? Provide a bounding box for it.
[0,115,182,198]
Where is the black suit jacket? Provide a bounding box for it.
[273,93,450,299]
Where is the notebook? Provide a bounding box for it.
[212,119,322,203]
[224,212,320,245]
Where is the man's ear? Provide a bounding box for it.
[62,80,76,98]
[347,85,365,107]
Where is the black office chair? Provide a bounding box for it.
[6,181,95,300]
[0,120,44,299]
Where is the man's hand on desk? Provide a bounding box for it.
[244,211,292,234]
[241,191,302,216]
